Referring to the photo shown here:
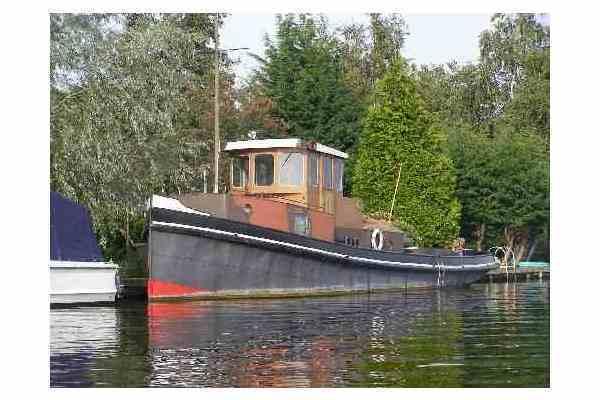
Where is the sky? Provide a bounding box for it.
[221,14,494,86]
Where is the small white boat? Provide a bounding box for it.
[50,192,119,304]
[50,260,119,304]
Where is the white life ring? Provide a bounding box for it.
[371,229,384,251]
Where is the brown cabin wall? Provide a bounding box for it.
[178,192,335,242]
[308,209,335,242]
[177,192,406,249]
[177,145,405,247]
[231,194,334,242]
[229,194,289,232]
[334,196,365,230]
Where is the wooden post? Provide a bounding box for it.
[213,13,220,194]
[388,163,402,222]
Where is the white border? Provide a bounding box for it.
[5,4,581,397]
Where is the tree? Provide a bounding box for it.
[256,14,363,152]
[50,13,235,273]
[414,14,549,139]
[337,13,409,104]
[500,47,550,143]
[369,13,408,81]
[353,63,461,247]
[235,75,288,139]
[479,13,550,119]
[410,13,550,257]
[448,127,549,262]
[414,62,501,134]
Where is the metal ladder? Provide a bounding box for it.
[490,246,517,282]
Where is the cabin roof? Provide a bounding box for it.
[224,138,348,159]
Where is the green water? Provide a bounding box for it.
[50,281,549,387]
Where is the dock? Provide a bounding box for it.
[480,267,550,283]
[119,277,147,300]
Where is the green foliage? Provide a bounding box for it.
[352,63,461,247]
[369,13,409,81]
[50,13,235,272]
[414,62,501,133]
[257,14,363,152]
[50,13,551,261]
[479,13,550,108]
[414,14,549,139]
[448,126,549,249]
[500,48,550,143]
[410,14,550,256]
[236,75,289,139]
[338,13,408,100]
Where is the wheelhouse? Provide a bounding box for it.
[224,139,347,214]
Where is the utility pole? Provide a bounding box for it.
[213,12,220,194]
[211,13,248,194]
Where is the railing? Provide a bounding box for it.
[489,246,517,282]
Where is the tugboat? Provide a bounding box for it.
[147,139,497,300]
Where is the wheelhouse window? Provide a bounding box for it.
[231,156,248,188]
[333,158,344,192]
[323,157,333,190]
[308,153,319,187]
[292,213,310,236]
[279,152,304,186]
[255,154,274,186]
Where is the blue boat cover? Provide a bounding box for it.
[50,192,104,262]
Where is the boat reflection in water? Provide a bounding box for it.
[50,303,151,387]
[50,307,120,387]
[50,283,549,387]
[147,300,342,387]
[145,285,549,388]
[145,292,471,387]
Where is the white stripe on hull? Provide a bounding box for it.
[151,220,496,271]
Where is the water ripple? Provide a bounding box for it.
[50,282,549,387]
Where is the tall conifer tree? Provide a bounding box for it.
[258,14,362,152]
[353,63,461,247]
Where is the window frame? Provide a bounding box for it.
[323,156,333,190]
[308,152,320,188]
[289,211,311,236]
[231,156,249,189]
[254,153,275,187]
[333,158,344,193]
[278,151,304,187]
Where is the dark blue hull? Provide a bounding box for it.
[148,207,497,300]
